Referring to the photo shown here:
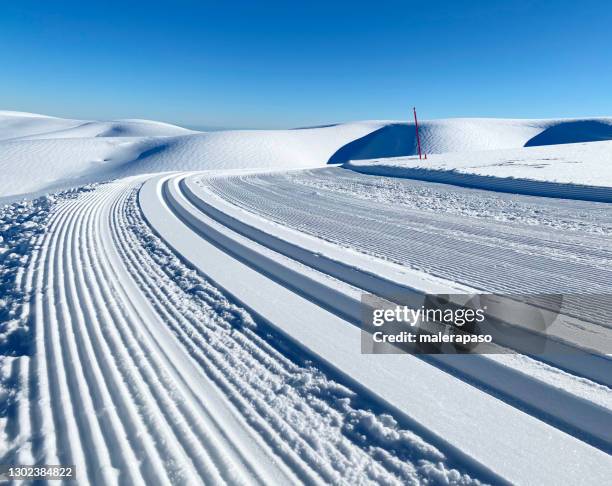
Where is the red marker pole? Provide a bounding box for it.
[413,107,422,160]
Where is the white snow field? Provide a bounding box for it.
[346,140,612,202]
[0,111,386,201]
[1,112,612,485]
[2,111,612,202]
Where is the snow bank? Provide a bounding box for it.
[0,111,195,140]
[2,110,612,201]
[345,141,612,202]
[0,111,83,141]
[0,193,55,355]
[0,185,98,355]
[329,117,612,163]
[115,122,386,175]
[0,113,384,200]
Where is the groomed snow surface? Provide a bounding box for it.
[345,140,612,202]
[1,112,611,485]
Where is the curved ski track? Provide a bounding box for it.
[6,178,491,485]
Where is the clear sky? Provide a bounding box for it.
[1,0,610,129]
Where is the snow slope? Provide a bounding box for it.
[3,111,612,201]
[0,111,195,141]
[345,140,612,202]
[328,117,612,163]
[0,112,386,200]
[0,111,84,141]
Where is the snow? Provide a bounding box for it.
[192,168,612,385]
[0,196,49,354]
[141,173,612,484]
[0,112,385,201]
[328,117,612,163]
[1,110,612,484]
[186,169,612,392]
[0,111,83,141]
[3,111,612,202]
[199,168,612,294]
[0,177,491,485]
[0,110,195,140]
[346,140,612,202]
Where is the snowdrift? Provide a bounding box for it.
[0,111,196,141]
[0,112,384,200]
[2,110,612,201]
[345,140,612,202]
[329,118,612,163]
[0,111,84,141]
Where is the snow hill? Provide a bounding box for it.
[0,112,386,200]
[2,111,612,201]
[0,111,196,141]
[329,117,612,163]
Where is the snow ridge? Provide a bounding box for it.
[2,111,612,201]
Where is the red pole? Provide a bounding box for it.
[413,107,422,160]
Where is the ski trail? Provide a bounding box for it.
[120,184,487,484]
[88,190,241,483]
[203,169,612,298]
[51,187,119,484]
[27,185,200,484]
[147,171,612,481]
[9,177,490,485]
[19,181,312,484]
[114,190,341,484]
[32,197,82,470]
[8,211,49,464]
[67,186,160,485]
[108,191,299,485]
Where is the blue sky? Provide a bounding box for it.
[1,1,610,129]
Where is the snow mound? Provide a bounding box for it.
[116,122,386,175]
[0,111,83,141]
[329,118,612,163]
[30,120,197,139]
[0,115,385,200]
[3,111,612,201]
[0,111,196,140]
[345,140,612,202]
[524,120,612,146]
[0,137,146,199]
